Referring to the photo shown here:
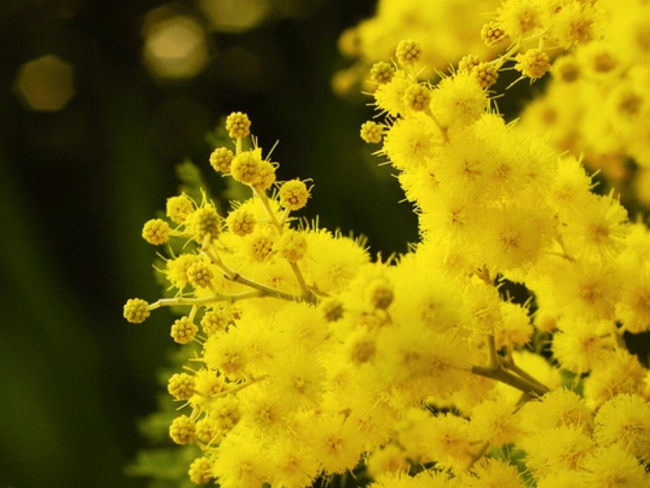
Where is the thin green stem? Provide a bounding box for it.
[471,364,549,397]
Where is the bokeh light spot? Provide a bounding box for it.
[13,55,74,111]
[143,10,209,81]
[199,0,270,32]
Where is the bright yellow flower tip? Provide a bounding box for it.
[170,316,198,344]
[167,372,196,401]
[225,111,251,139]
[141,218,170,245]
[209,146,234,173]
[279,179,309,211]
[123,298,150,324]
[169,414,195,445]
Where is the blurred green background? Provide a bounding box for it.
[0,0,421,487]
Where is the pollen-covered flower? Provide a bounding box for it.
[186,204,220,242]
[279,179,309,211]
[515,49,551,80]
[166,194,194,224]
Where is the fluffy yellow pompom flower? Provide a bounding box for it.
[279,179,309,211]
[123,298,150,324]
[515,49,551,80]
[142,218,170,245]
[431,72,487,130]
[165,254,200,290]
[166,194,194,224]
[497,0,543,41]
[582,445,649,488]
[471,398,522,446]
[186,204,220,242]
[594,393,650,460]
[275,229,307,262]
[230,150,262,185]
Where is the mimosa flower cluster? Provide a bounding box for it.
[125,0,650,486]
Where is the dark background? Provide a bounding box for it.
[0,0,421,486]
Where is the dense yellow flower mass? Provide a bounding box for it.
[125,0,650,486]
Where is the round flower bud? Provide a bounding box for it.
[458,54,480,74]
[226,207,256,236]
[187,261,214,288]
[225,111,251,139]
[231,150,262,185]
[166,194,194,224]
[201,309,229,335]
[209,147,234,173]
[189,457,213,484]
[187,205,220,242]
[248,230,275,263]
[370,61,394,84]
[279,179,309,211]
[167,372,196,400]
[472,62,499,89]
[481,21,506,47]
[123,298,150,324]
[170,316,198,344]
[403,84,431,111]
[276,230,307,262]
[361,121,383,144]
[142,218,170,245]
[169,415,195,445]
[255,160,276,191]
[396,39,422,66]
